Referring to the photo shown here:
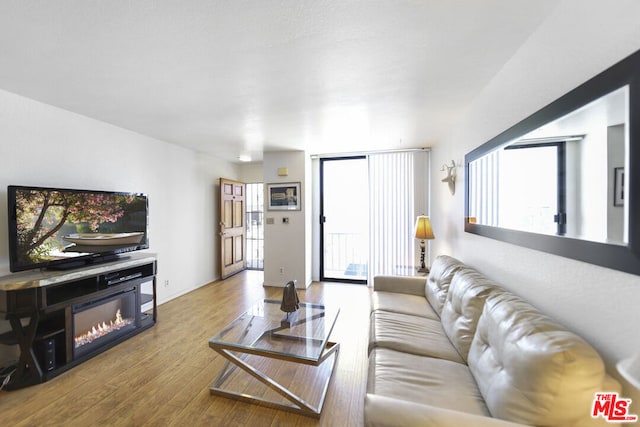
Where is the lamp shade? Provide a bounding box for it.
[414,216,435,240]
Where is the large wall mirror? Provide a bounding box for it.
[465,49,640,276]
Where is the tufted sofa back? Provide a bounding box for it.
[439,268,501,362]
[468,292,620,427]
[425,255,465,316]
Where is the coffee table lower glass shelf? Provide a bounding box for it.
[208,298,340,418]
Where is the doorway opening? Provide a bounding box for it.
[246,183,264,270]
[502,142,567,236]
[320,157,368,283]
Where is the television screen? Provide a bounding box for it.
[8,185,149,272]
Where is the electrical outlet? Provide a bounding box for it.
[164,280,169,287]
[279,267,284,275]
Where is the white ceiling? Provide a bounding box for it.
[0,1,559,163]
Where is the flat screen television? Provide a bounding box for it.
[7,185,149,272]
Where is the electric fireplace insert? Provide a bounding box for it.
[73,287,138,359]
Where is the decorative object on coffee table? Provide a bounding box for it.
[280,280,300,313]
[280,280,300,326]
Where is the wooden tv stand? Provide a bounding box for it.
[0,253,157,390]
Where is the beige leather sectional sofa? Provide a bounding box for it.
[365,255,621,427]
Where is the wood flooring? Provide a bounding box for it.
[0,271,371,426]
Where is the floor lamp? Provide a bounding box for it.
[414,216,435,273]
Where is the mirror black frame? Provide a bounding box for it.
[465,49,640,276]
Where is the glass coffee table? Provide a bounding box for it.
[208,298,340,418]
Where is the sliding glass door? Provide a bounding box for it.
[320,157,368,283]
[319,150,429,284]
[501,143,566,236]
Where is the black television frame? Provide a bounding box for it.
[7,185,149,273]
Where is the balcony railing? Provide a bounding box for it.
[323,232,367,280]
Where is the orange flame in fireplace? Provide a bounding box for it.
[74,309,134,348]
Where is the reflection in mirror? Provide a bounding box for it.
[465,48,640,276]
[468,86,628,245]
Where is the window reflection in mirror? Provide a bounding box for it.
[468,85,628,245]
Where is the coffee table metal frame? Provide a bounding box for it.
[208,299,340,418]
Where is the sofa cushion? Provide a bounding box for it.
[373,275,427,296]
[364,394,531,427]
[468,292,620,427]
[368,310,464,363]
[425,255,465,316]
[367,347,491,418]
[371,291,439,319]
[440,268,500,362]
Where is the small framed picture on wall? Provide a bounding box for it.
[267,182,301,211]
[614,167,625,207]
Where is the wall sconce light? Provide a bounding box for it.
[414,215,435,273]
[441,160,456,195]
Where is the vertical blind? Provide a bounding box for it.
[367,150,429,283]
[468,150,499,226]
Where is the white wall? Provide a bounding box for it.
[0,88,238,305]
[431,0,640,399]
[262,151,311,288]
[237,162,264,183]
